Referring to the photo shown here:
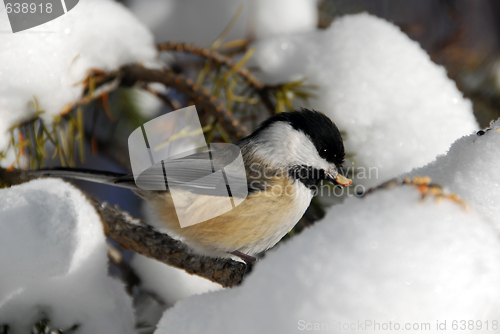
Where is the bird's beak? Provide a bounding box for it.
[326,168,352,187]
[334,173,352,186]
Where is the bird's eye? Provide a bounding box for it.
[320,148,328,158]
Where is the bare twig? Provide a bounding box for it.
[0,167,247,288]
[140,83,182,111]
[158,42,265,90]
[78,77,121,106]
[158,42,277,115]
[118,64,250,140]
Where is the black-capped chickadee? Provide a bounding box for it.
[29,109,351,262]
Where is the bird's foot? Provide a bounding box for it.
[231,251,256,264]
[231,251,256,276]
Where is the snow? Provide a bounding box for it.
[126,0,318,46]
[0,0,158,161]
[131,254,222,305]
[131,254,222,331]
[407,118,500,228]
[250,13,478,188]
[130,85,166,119]
[126,0,247,47]
[0,179,135,334]
[248,0,318,40]
[155,185,500,334]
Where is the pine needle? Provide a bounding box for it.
[211,3,244,50]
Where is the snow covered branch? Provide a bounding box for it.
[0,167,247,288]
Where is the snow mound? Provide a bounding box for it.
[156,185,500,334]
[127,0,318,46]
[0,179,135,334]
[0,0,158,156]
[131,254,222,306]
[408,118,500,228]
[248,0,318,40]
[251,13,478,188]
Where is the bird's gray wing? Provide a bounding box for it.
[131,144,249,198]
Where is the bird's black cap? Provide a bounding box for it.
[246,108,345,167]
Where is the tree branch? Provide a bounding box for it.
[158,41,277,115]
[0,167,247,288]
[118,64,250,140]
[157,42,265,90]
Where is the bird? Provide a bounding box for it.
[28,108,351,263]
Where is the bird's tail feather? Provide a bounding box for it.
[27,167,138,190]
